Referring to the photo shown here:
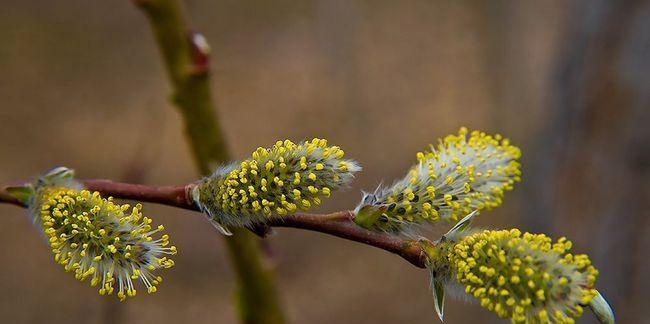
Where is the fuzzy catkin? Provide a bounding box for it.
[32,186,176,301]
[193,138,360,230]
[354,128,521,232]
[429,229,598,324]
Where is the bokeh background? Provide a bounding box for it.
[0,0,648,323]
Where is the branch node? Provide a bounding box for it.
[188,31,211,76]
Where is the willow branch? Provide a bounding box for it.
[0,180,429,268]
[0,189,22,207]
[134,0,230,171]
[134,1,283,322]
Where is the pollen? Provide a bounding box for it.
[194,138,360,230]
[31,187,176,301]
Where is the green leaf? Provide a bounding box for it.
[589,290,615,324]
[431,274,445,322]
[6,185,35,205]
[209,218,233,236]
[43,166,75,181]
[442,210,478,241]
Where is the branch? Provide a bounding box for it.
[132,0,285,322]
[134,0,230,172]
[269,212,428,268]
[0,188,23,207]
[0,180,429,268]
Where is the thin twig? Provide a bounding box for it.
[132,0,285,322]
[0,191,22,207]
[0,180,429,268]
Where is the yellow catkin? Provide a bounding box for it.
[354,128,521,232]
[194,138,360,230]
[33,187,176,301]
[435,229,598,324]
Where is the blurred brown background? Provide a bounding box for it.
[0,0,648,323]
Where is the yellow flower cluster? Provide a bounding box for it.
[354,128,521,232]
[194,138,360,231]
[34,187,176,301]
[446,229,598,323]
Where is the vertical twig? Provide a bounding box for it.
[133,0,285,323]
